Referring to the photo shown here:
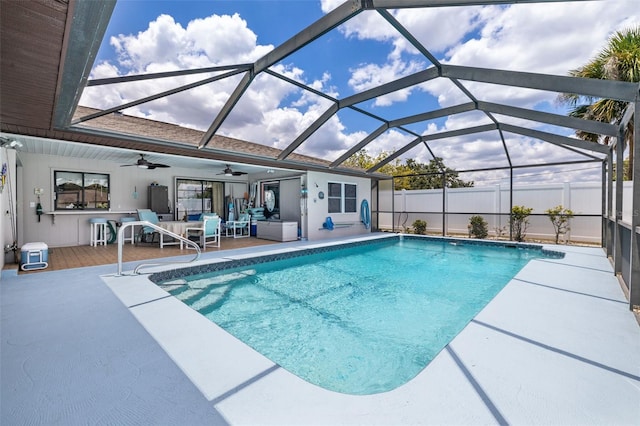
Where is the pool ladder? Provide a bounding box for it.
[115,221,201,276]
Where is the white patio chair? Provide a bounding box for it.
[186,215,221,249]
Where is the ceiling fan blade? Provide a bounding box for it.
[120,153,170,169]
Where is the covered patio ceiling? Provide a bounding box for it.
[1,0,638,179]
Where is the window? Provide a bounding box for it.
[328,182,357,213]
[54,171,110,210]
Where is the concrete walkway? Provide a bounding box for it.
[2,238,639,425]
[1,261,226,425]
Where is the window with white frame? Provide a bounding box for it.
[328,182,357,213]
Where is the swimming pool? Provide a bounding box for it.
[154,236,563,395]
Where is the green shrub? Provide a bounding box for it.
[412,219,427,235]
[545,205,574,244]
[510,205,533,242]
[468,215,489,239]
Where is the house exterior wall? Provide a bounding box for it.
[305,171,371,241]
[14,152,248,248]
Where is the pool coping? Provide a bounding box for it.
[100,234,640,425]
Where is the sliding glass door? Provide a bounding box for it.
[176,179,224,220]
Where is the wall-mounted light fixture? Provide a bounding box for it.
[0,137,23,149]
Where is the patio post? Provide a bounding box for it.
[441,171,446,236]
[509,166,513,241]
[605,154,613,256]
[614,127,624,277]
[629,101,640,310]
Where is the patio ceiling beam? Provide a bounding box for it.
[377,11,517,171]
[423,123,498,141]
[266,68,444,134]
[377,9,441,68]
[330,123,390,168]
[199,1,365,149]
[367,136,422,173]
[86,64,253,86]
[72,68,247,125]
[442,65,639,102]
[341,67,440,108]
[367,123,498,173]
[500,123,610,154]
[264,69,337,103]
[277,67,441,161]
[497,128,513,167]
[478,101,619,137]
[333,104,478,169]
[63,125,378,179]
[53,0,117,129]
[391,158,600,178]
[619,102,636,132]
[254,1,365,74]
[390,103,476,127]
[372,0,585,7]
[198,72,254,149]
[277,103,340,160]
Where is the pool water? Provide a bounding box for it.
[161,238,557,395]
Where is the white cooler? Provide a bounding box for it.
[20,242,49,271]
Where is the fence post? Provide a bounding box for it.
[562,182,571,209]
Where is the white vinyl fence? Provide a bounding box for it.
[377,181,626,244]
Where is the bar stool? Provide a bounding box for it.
[89,217,108,246]
[120,217,136,245]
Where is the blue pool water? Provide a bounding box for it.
[159,237,560,395]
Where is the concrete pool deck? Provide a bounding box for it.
[2,235,639,425]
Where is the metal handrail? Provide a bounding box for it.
[116,220,201,276]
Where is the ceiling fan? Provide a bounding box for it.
[121,154,170,170]
[217,165,247,176]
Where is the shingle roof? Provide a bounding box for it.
[73,106,334,168]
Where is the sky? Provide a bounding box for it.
[81,0,640,185]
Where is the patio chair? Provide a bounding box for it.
[225,212,250,238]
[136,209,160,244]
[186,215,221,249]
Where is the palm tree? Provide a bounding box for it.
[558,26,640,180]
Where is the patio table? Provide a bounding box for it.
[157,221,202,249]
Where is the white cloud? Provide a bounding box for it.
[348,59,425,106]
[110,13,271,72]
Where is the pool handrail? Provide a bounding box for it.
[115,220,201,276]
